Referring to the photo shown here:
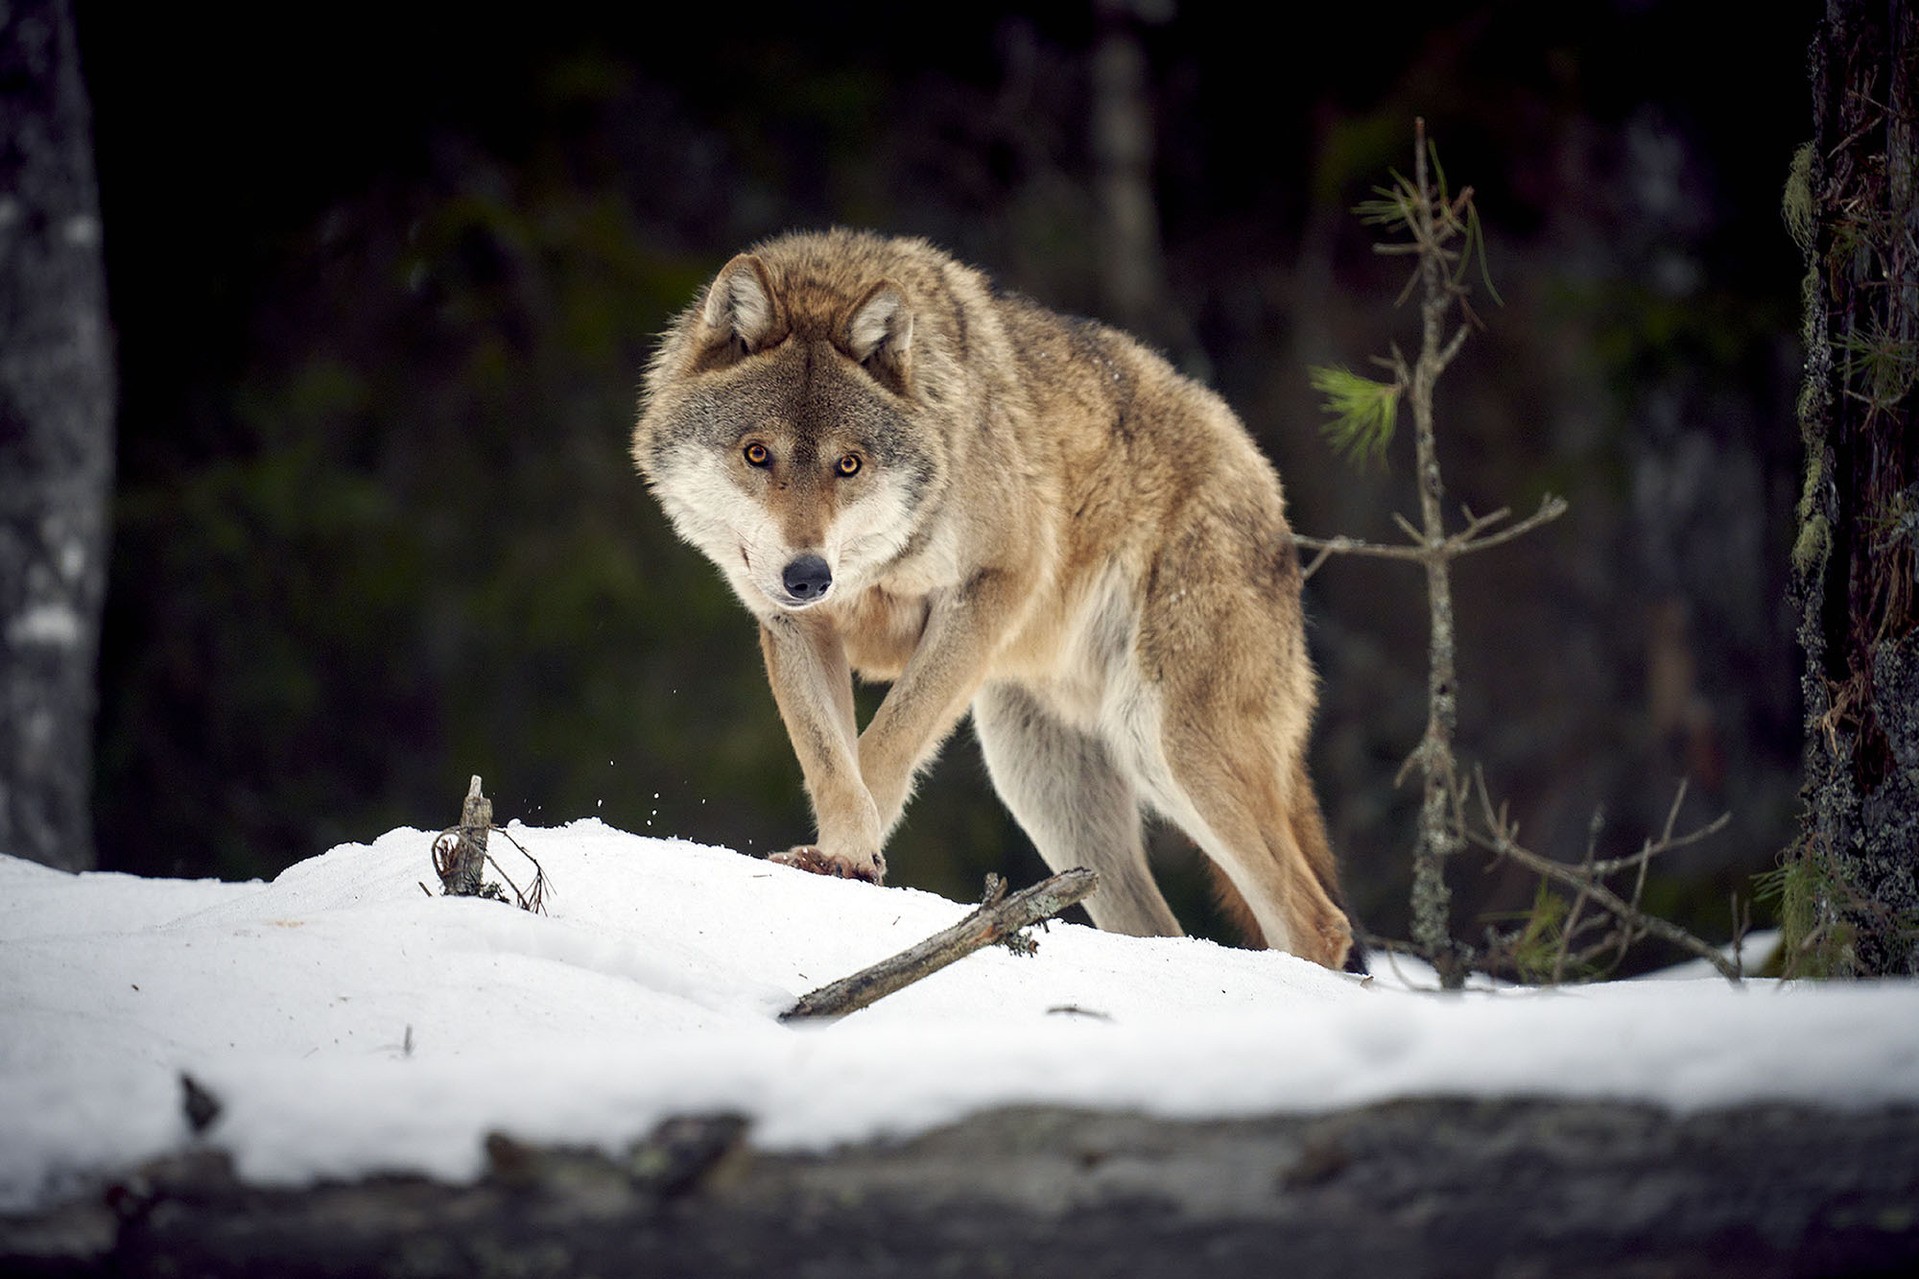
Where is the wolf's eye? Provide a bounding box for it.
[743,442,770,467]
[835,453,862,477]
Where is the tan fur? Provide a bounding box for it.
[633,229,1353,968]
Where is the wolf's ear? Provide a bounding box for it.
[844,280,913,390]
[701,254,781,352]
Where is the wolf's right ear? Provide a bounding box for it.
[843,280,913,393]
[701,254,781,353]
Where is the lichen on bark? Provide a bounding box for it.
[1785,0,1919,976]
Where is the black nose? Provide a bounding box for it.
[782,554,833,601]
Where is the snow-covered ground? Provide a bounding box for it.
[4,820,1917,1213]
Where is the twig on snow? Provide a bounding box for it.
[430,775,551,914]
[781,868,1098,1023]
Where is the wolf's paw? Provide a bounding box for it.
[768,845,886,884]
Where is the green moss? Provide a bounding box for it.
[1793,513,1831,577]
[1796,357,1828,434]
[1783,142,1816,252]
[1800,263,1824,350]
[1756,849,1859,978]
[1796,453,1823,524]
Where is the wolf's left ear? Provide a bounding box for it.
[702,254,781,351]
[844,280,913,390]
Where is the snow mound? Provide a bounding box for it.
[3,822,1917,1211]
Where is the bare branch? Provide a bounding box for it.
[1434,322,1472,373]
[782,868,1099,1022]
[1449,495,1568,556]
[1554,881,1596,985]
[1299,540,1340,582]
[1580,814,1733,878]
[486,826,553,915]
[1292,495,1566,580]
[1292,533,1431,573]
[1730,893,1753,972]
[1584,793,1731,878]
[1465,772,1739,982]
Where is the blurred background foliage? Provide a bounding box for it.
[77,1,1811,960]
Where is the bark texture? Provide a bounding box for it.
[1792,0,1919,974]
[1405,129,1467,984]
[5,1100,1916,1277]
[0,0,113,871]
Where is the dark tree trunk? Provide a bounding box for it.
[1089,0,1203,376]
[1791,0,1919,974]
[0,0,113,872]
[1090,0,1167,337]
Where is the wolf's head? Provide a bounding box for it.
[634,233,951,615]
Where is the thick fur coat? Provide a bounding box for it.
[634,229,1353,968]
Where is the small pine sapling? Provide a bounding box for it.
[1298,120,1739,987]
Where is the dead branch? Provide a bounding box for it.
[781,868,1098,1023]
[1294,495,1567,582]
[1579,781,1727,877]
[1465,771,1739,982]
[487,825,553,915]
[1448,495,1569,555]
[433,776,492,898]
[430,776,551,914]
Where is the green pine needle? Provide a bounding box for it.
[1426,140,1450,205]
[1464,201,1504,306]
[1309,365,1401,466]
[1354,175,1415,230]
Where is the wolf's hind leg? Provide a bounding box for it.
[973,683,1182,938]
[1159,737,1353,968]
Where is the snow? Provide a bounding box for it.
[3,820,1918,1213]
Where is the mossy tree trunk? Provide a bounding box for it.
[1789,0,1919,975]
[0,0,114,871]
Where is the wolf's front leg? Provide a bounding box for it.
[758,614,887,882]
[858,569,1028,837]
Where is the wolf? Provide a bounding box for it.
[633,228,1355,969]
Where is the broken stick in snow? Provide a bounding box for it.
[430,775,551,913]
[781,867,1099,1023]
[434,775,493,897]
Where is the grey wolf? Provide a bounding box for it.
[633,229,1354,968]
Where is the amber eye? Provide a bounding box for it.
[743,442,770,468]
[835,453,862,477]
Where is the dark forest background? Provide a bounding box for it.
[72,1,1813,955]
